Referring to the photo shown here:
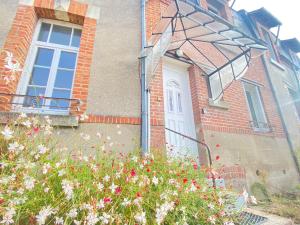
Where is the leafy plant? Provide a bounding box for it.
[0,114,240,225]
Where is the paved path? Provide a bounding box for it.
[246,208,294,225]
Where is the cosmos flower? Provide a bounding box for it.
[1,126,14,140]
[35,206,56,225]
[134,212,146,225]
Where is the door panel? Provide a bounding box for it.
[163,62,198,159]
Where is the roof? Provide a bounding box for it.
[281,38,300,53]
[249,7,282,28]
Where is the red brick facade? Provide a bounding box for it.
[0,0,96,114]
[146,0,286,163]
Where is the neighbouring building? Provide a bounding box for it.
[0,0,299,191]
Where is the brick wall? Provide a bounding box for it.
[146,0,286,155]
[0,0,97,115]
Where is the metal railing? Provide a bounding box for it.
[0,92,81,112]
[165,127,216,188]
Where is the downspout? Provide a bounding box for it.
[242,11,300,178]
[141,0,149,155]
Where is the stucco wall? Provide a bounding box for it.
[85,0,141,117]
[265,60,300,151]
[54,123,140,154]
[204,130,299,190]
[0,0,19,48]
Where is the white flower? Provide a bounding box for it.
[4,51,22,73]
[19,112,27,118]
[44,187,50,193]
[36,206,56,225]
[152,176,159,186]
[224,222,235,225]
[54,217,64,225]
[135,212,146,225]
[117,130,122,135]
[121,198,131,207]
[103,175,110,182]
[190,183,197,192]
[38,144,49,154]
[155,201,175,225]
[8,142,24,153]
[24,175,35,190]
[115,171,121,179]
[97,199,105,209]
[218,198,224,205]
[250,195,257,205]
[22,120,32,128]
[131,156,138,162]
[67,208,77,218]
[62,180,74,200]
[97,182,104,191]
[58,169,66,177]
[80,133,90,141]
[86,212,99,225]
[106,136,111,140]
[42,163,51,174]
[96,132,102,139]
[73,220,81,225]
[109,182,118,193]
[1,126,14,140]
[1,208,16,225]
[208,215,216,224]
[99,213,111,225]
[208,203,215,210]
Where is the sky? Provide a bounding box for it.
[230,0,300,40]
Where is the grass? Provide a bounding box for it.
[254,193,300,224]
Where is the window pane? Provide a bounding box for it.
[29,67,50,86]
[209,72,222,100]
[58,51,77,69]
[246,91,258,123]
[49,25,72,46]
[24,87,46,108]
[54,69,74,89]
[71,29,82,47]
[244,83,267,129]
[35,48,54,67]
[38,23,51,42]
[177,92,182,113]
[50,89,71,110]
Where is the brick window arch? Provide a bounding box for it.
[0,0,99,115]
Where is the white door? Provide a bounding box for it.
[163,62,198,159]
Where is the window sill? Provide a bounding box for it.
[0,111,79,127]
[208,98,229,110]
[270,59,285,71]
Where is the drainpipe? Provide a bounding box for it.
[141,0,149,155]
[241,11,300,178]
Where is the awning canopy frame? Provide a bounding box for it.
[144,0,267,100]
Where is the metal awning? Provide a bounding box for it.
[142,0,267,100]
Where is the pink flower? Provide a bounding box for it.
[115,187,122,195]
[216,155,220,161]
[130,169,136,177]
[104,197,111,203]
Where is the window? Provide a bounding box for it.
[19,20,82,114]
[262,29,277,61]
[243,82,269,131]
[206,0,227,18]
[288,89,300,120]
